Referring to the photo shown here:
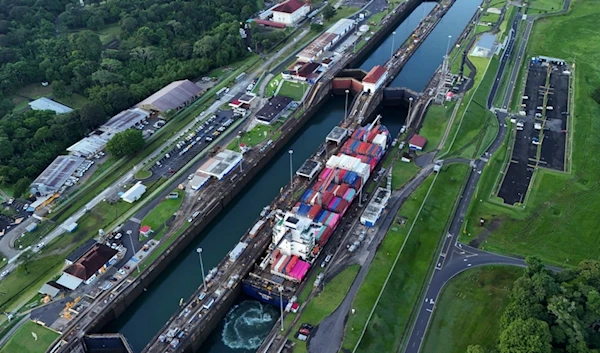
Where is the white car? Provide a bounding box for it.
[36,242,45,249]
[0,270,9,277]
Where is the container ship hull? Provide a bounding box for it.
[243,120,390,308]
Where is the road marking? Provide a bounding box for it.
[130,218,142,224]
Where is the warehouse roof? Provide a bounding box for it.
[137,80,202,112]
[64,243,118,281]
[475,33,496,51]
[28,98,73,114]
[101,108,149,133]
[256,96,293,123]
[273,0,306,14]
[326,18,355,36]
[363,66,387,84]
[32,155,85,189]
[298,32,338,60]
[66,239,98,263]
[198,150,243,180]
[409,134,427,149]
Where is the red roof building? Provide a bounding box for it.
[273,0,306,13]
[272,0,310,25]
[362,66,388,93]
[409,135,427,151]
[254,19,287,29]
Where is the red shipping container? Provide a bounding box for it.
[286,255,298,274]
[338,184,349,197]
[336,199,349,214]
[339,169,347,181]
[312,245,321,256]
[322,192,334,207]
[312,180,324,191]
[272,249,281,263]
[308,204,322,219]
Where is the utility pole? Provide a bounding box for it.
[344,89,350,124]
[391,31,397,58]
[279,286,284,331]
[288,150,294,186]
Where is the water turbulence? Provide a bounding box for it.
[221,301,278,350]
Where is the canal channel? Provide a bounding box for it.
[104,0,483,351]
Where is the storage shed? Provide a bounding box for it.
[121,182,147,203]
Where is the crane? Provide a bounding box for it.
[363,114,382,142]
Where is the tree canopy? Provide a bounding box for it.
[106,129,145,157]
[0,0,265,195]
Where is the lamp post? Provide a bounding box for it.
[197,248,207,292]
[445,35,452,58]
[127,230,140,273]
[288,150,294,186]
[391,31,397,58]
[407,96,414,127]
[279,286,284,331]
[344,89,350,124]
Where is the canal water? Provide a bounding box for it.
[105,0,482,351]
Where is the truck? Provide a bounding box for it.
[216,87,228,99]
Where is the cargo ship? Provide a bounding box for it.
[242,118,390,308]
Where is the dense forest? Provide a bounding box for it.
[467,258,600,353]
[0,0,268,196]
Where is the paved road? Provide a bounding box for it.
[499,15,533,110]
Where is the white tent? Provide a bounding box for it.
[121,182,147,203]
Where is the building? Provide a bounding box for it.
[67,108,149,158]
[121,182,147,203]
[486,7,502,14]
[66,239,97,266]
[271,0,310,25]
[39,282,62,298]
[256,96,293,124]
[253,19,287,29]
[137,79,202,113]
[296,19,354,62]
[30,155,86,196]
[56,243,119,290]
[362,66,388,93]
[360,187,390,227]
[293,62,321,81]
[28,97,73,114]
[198,150,243,180]
[189,172,210,191]
[409,134,427,151]
[139,225,152,237]
[470,33,497,58]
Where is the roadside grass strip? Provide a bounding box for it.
[419,101,457,152]
[421,266,523,353]
[344,163,469,352]
[459,1,600,267]
[288,265,360,353]
[0,320,59,353]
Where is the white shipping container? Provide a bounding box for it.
[373,134,387,147]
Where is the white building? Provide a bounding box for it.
[121,182,147,203]
[362,66,388,93]
[360,188,390,227]
[272,0,310,25]
[197,150,243,180]
[28,97,73,114]
[272,212,321,260]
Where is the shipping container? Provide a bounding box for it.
[319,168,332,181]
[307,204,322,219]
[298,203,311,216]
[286,255,298,274]
[312,180,323,191]
[343,188,356,202]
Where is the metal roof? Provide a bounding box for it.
[28,97,73,114]
[326,18,355,36]
[137,80,202,112]
[272,0,306,14]
[475,33,496,51]
[101,108,149,133]
[32,155,85,190]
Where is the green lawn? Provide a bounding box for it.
[526,0,565,14]
[134,169,152,180]
[227,122,283,151]
[479,13,501,24]
[442,55,499,159]
[96,24,122,45]
[421,266,524,353]
[391,159,421,190]
[420,101,457,152]
[343,163,469,352]
[0,320,59,353]
[289,265,360,353]
[278,80,308,101]
[266,73,283,98]
[460,0,600,267]
[140,190,183,231]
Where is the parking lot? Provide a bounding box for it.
[148,110,241,179]
[497,58,570,205]
[539,63,570,171]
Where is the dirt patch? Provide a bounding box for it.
[468,218,500,248]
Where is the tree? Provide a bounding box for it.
[106,129,145,157]
[499,318,552,353]
[79,102,106,130]
[13,177,32,198]
[86,15,105,30]
[51,80,68,98]
[322,4,336,20]
[467,345,486,353]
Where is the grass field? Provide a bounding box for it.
[266,73,283,97]
[227,122,283,151]
[391,159,421,190]
[419,101,457,152]
[479,13,500,24]
[421,266,523,353]
[460,0,600,267]
[526,0,565,14]
[0,320,59,353]
[96,24,122,45]
[140,190,183,231]
[278,80,308,101]
[134,169,152,180]
[289,265,360,353]
[343,163,469,352]
[442,55,499,159]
